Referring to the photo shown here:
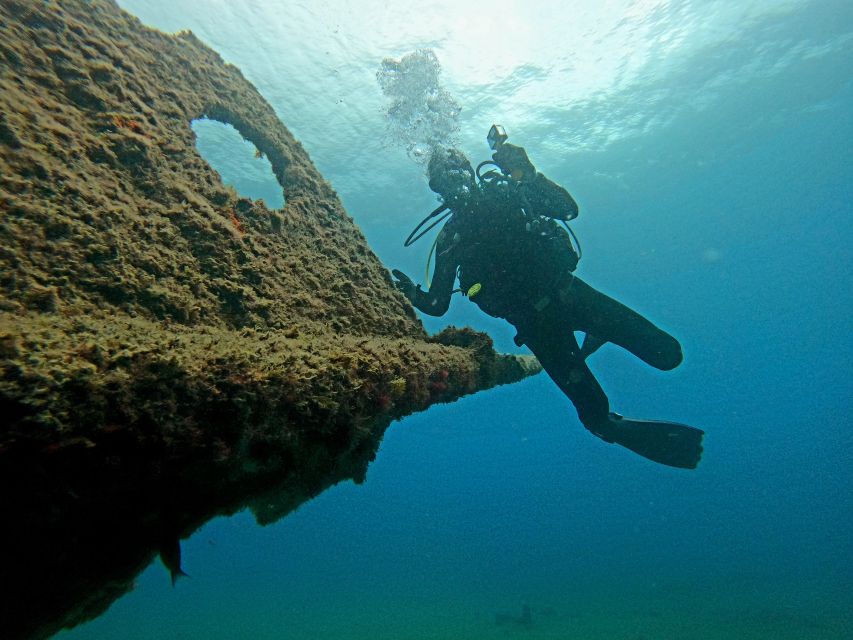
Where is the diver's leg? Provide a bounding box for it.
[519,318,611,430]
[561,277,683,370]
[519,300,704,469]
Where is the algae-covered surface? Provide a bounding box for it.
[0,2,538,638]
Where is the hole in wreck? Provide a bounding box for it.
[191,118,285,209]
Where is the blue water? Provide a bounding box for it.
[62,1,852,637]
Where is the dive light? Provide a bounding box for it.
[487,124,507,150]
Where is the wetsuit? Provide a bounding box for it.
[408,176,682,433]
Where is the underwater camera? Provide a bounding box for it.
[487,124,507,150]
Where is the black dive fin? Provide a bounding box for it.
[603,413,704,469]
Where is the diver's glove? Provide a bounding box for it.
[492,143,536,182]
[391,269,417,301]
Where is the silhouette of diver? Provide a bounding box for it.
[393,129,704,469]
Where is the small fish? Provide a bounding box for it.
[158,536,189,586]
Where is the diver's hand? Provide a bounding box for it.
[391,269,417,300]
[492,143,536,181]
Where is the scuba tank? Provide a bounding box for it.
[403,126,582,306]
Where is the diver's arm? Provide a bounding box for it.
[492,143,579,220]
[411,226,457,316]
[392,228,457,317]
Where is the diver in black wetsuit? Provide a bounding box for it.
[392,133,704,469]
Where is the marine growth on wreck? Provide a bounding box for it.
[0,2,539,638]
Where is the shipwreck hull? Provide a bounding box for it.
[0,2,539,638]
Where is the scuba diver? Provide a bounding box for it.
[392,125,704,469]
